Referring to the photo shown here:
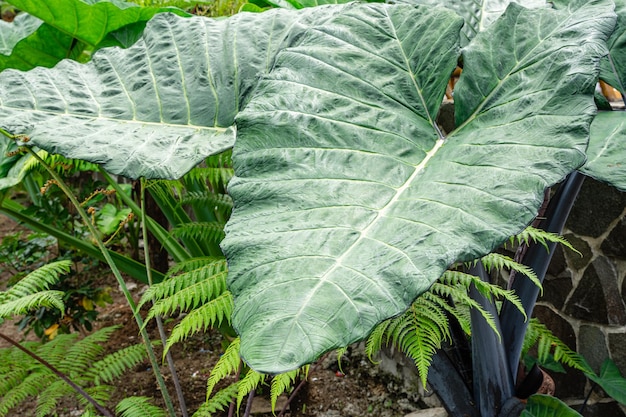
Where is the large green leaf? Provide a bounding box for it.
[222,0,615,373]
[521,395,582,417]
[393,0,547,46]
[0,0,189,73]
[580,112,626,191]
[7,0,188,47]
[587,358,626,404]
[0,8,341,179]
[600,0,626,93]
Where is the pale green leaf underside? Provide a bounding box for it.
[223,0,614,373]
[580,111,626,191]
[0,8,338,179]
[0,13,43,55]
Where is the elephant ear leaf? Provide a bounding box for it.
[390,0,547,45]
[0,7,338,179]
[222,0,615,373]
[0,13,43,55]
[580,112,626,191]
[0,0,189,73]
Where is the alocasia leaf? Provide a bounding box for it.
[0,0,188,73]
[393,0,547,46]
[599,0,626,93]
[521,394,582,417]
[587,358,626,405]
[222,0,615,373]
[0,12,42,55]
[0,7,341,179]
[580,112,626,191]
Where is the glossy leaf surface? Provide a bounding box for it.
[521,395,582,417]
[0,0,188,73]
[223,0,615,372]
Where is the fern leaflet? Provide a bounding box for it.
[193,383,239,417]
[206,337,241,398]
[116,396,167,417]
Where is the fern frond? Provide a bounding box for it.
[178,192,233,212]
[0,369,29,396]
[144,271,228,319]
[167,257,227,277]
[60,327,118,375]
[523,319,593,374]
[194,383,239,417]
[365,320,391,364]
[116,396,167,417]
[184,167,233,189]
[0,291,65,319]
[88,343,149,385]
[139,258,227,308]
[0,372,56,416]
[36,380,73,417]
[270,367,308,412]
[236,370,266,411]
[165,292,234,352]
[480,252,542,293]
[512,226,580,254]
[206,337,241,398]
[3,260,71,299]
[437,270,527,320]
[80,385,115,407]
[170,222,225,244]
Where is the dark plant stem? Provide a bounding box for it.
[228,361,243,417]
[427,350,480,417]
[578,381,597,413]
[243,389,255,417]
[499,171,585,382]
[468,262,517,417]
[0,332,114,417]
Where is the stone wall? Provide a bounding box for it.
[534,176,626,415]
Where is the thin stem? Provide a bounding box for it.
[141,178,189,417]
[243,390,255,417]
[228,361,243,417]
[24,148,177,417]
[0,332,114,417]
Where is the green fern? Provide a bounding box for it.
[522,318,593,374]
[178,191,233,213]
[141,265,228,320]
[236,369,266,410]
[116,396,167,417]
[165,292,233,351]
[510,226,580,254]
[480,252,542,291]
[270,367,308,412]
[170,222,225,244]
[206,338,241,398]
[193,384,239,417]
[83,342,150,385]
[0,326,150,417]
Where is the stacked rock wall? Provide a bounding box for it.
[535,176,626,415]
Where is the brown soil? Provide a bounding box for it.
[0,213,428,417]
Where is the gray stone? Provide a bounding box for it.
[541,272,573,310]
[578,325,609,374]
[601,216,626,258]
[562,233,592,271]
[565,257,626,325]
[405,407,448,417]
[608,332,626,373]
[566,178,626,238]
